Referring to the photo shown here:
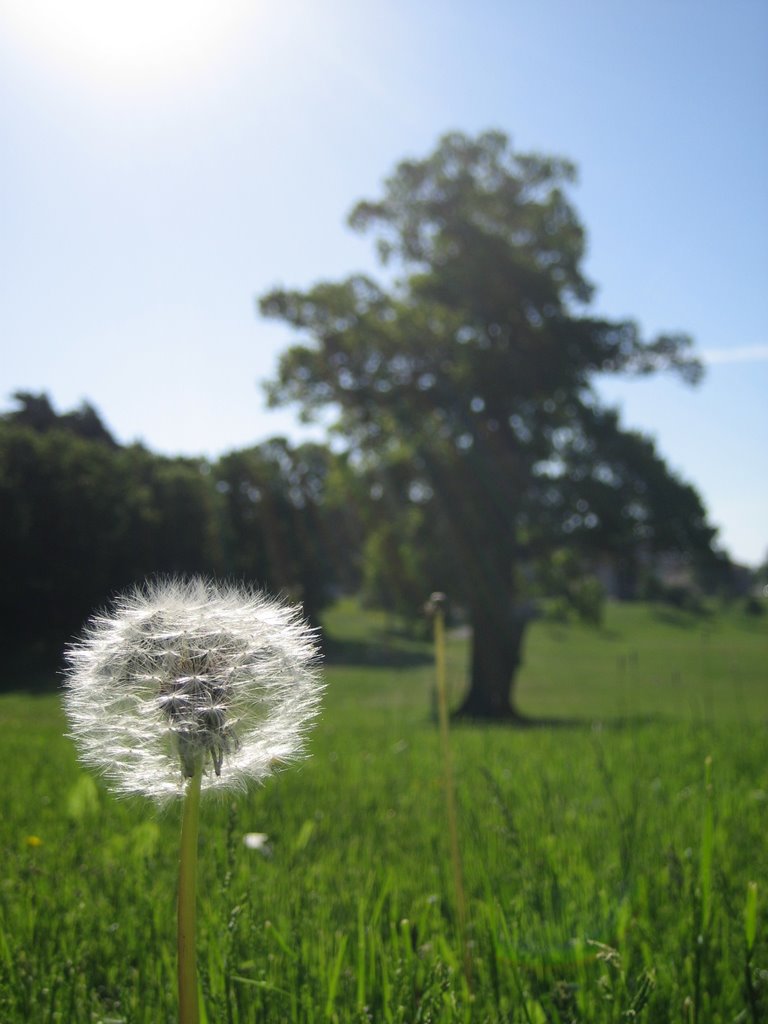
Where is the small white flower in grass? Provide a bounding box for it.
[243,832,272,856]
[63,577,323,803]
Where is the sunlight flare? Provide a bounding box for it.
[1,0,256,85]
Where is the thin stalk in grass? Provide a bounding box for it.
[693,754,714,1024]
[429,593,470,982]
[178,762,203,1024]
[745,881,759,1024]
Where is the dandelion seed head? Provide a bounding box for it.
[63,578,323,802]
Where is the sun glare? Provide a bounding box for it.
[1,0,255,86]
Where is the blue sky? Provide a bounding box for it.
[1,0,766,565]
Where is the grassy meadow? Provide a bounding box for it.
[0,599,766,1022]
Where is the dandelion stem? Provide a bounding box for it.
[178,763,203,1024]
[433,605,470,983]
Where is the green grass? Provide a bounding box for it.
[0,600,766,1022]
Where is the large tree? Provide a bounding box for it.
[260,131,715,718]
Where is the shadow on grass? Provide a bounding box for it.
[324,634,432,669]
[541,623,623,643]
[650,605,712,628]
[450,710,666,731]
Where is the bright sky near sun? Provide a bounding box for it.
[1,0,766,565]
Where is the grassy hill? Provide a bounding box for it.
[0,600,765,1022]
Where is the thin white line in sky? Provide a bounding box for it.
[701,345,768,365]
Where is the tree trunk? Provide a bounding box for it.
[455,601,536,720]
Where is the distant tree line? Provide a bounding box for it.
[0,380,743,696]
[1,379,736,683]
[0,392,360,669]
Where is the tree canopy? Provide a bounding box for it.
[5,391,118,447]
[0,396,357,674]
[260,130,716,718]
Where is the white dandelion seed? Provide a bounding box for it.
[243,832,272,856]
[63,577,323,803]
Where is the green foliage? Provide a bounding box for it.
[362,510,431,622]
[0,401,361,666]
[260,130,717,714]
[743,595,764,617]
[4,391,118,446]
[540,549,605,627]
[213,439,359,625]
[0,422,219,654]
[0,602,765,1021]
